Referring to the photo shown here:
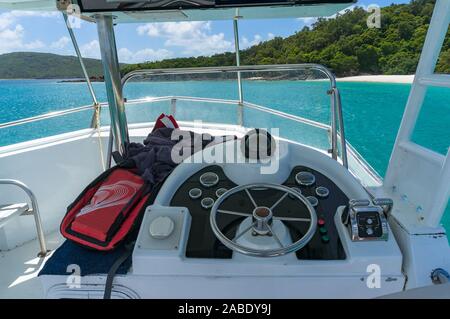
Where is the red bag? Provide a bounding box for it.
[61,164,152,251]
[152,113,179,131]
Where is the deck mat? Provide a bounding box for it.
[39,240,131,276]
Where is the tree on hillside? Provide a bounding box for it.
[121,0,449,77]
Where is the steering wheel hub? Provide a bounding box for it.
[252,206,273,235]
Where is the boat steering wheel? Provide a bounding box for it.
[210,183,317,257]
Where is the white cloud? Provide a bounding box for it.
[118,47,173,63]
[79,41,174,63]
[241,34,263,49]
[297,5,363,26]
[23,39,45,50]
[0,13,14,30]
[7,11,59,18]
[0,19,45,54]
[267,33,275,40]
[330,5,359,19]
[50,36,70,49]
[0,10,56,54]
[80,40,101,59]
[297,17,318,27]
[137,21,233,56]
[0,10,58,31]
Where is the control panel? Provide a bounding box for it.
[342,199,389,241]
[169,165,349,260]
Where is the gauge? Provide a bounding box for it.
[315,186,330,198]
[288,187,302,199]
[215,188,228,198]
[307,196,319,207]
[199,172,219,188]
[201,197,215,210]
[295,171,316,186]
[188,188,202,199]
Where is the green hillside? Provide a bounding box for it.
[1,1,449,79]
[0,52,104,79]
[123,0,450,77]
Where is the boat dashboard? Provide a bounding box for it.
[132,130,403,285]
[170,164,347,260]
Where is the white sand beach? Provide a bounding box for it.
[337,75,415,84]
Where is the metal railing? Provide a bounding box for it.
[0,64,349,170]
[123,96,330,131]
[0,96,329,147]
[104,94,335,168]
[0,179,48,257]
[0,103,103,130]
[121,95,382,185]
[121,64,348,168]
[0,94,383,188]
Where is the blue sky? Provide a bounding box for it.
[0,0,410,63]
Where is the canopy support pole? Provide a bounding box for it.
[95,15,129,156]
[64,12,106,169]
[63,13,99,120]
[233,13,244,126]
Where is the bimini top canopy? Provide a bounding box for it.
[0,0,356,23]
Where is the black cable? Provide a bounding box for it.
[103,243,134,299]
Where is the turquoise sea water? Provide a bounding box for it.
[0,79,449,229]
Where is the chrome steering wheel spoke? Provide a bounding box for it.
[245,188,258,208]
[217,209,251,218]
[266,223,284,248]
[232,222,257,243]
[273,216,311,222]
[270,191,289,211]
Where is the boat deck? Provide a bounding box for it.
[0,232,63,299]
